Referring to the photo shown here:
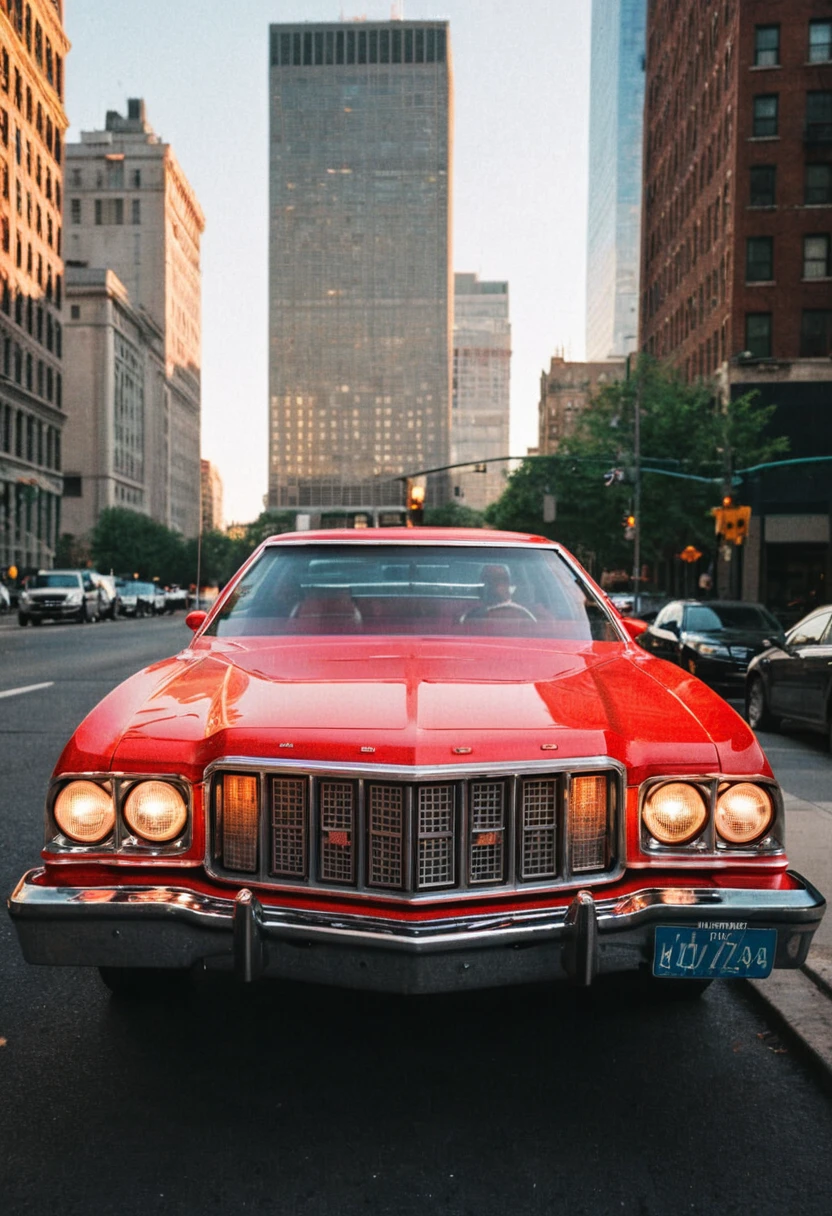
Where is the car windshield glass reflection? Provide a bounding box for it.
[686,605,781,633]
[31,574,79,589]
[206,545,620,641]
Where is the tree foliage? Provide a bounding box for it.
[423,501,485,528]
[485,357,789,578]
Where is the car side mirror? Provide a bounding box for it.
[622,616,648,640]
[185,610,208,633]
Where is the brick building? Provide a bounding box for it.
[640,0,832,616]
[0,0,68,573]
[537,354,626,456]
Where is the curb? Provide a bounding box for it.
[749,950,832,1083]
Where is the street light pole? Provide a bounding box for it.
[632,357,642,617]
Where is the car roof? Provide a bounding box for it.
[262,527,554,546]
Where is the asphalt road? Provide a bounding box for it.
[1,618,831,1216]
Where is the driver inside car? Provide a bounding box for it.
[460,564,537,622]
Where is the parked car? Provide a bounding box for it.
[608,592,668,624]
[8,529,824,1000]
[115,579,140,617]
[746,603,832,747]
[637,599,785,691]
[17,569,102,626]
[90,572,119,621]
[165,585,188,612]
[0,581,10,613]
[134,581,166,615]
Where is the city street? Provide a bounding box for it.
[1,620,831,1216]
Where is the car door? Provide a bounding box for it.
[642,602,684,663]
[769,609,832,720]
[82,574,99,617]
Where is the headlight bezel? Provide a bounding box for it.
[46,773,193,856]
[639,775,783,857]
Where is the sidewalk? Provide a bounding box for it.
[750,791,832,1078]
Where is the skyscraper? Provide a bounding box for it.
[451,273,510,511]
[0,0,69,572]
[268,21,452,511]
[585,0,646,362]
[64,100,204,537]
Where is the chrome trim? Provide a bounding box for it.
[638,774,784,859]
[10,868,825,953]
[44,773,193,858]
[203,756,627,902]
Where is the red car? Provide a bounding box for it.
[8,529,825,997]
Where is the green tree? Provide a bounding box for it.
[423,501,485,528]
[486,358,789,580]
[91,508,187,583]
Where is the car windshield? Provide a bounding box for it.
[206,544,620,641]
[31,574,79,589]
[685,604,781,633]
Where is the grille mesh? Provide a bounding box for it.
[470,781,505,883]
[417,785,455,887]
[272,777,307,876]
[320,780,355,882]
[215,768,613,891]
[368,784,404,888]
[521,779,558,878]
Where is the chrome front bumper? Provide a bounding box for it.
[8,869,825,994]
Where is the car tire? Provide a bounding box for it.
[746,676,779,732]
[98,965,192,1000]
[78,603,88,624]
[17,613,28,626]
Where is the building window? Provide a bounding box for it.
[132,168,141,188]
[750,165,776,206]
[70,304,80,320]
[809,21,832,63]
[746,236,773,281]
[800,310,832,355]
[752,95,778,137]
[131,198,140,225]
[754,25,779,66]
[806,92,832,144]
[94,198,102,225]
[746,313,772,357]
[804,235,831,278]
[806,164,832,204]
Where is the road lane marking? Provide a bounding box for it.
[0,681,54,700]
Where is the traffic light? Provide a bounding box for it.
[623,513,636,541]
[712,500,752,545]
[406,480,425,526]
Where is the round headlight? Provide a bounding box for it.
[643,782,708,846]
[54,781,115,844]
[124,781,188,842]
[715,783,773,844]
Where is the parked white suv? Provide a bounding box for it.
[18,570,102,626]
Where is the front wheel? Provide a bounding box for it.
[98,966,192,1000]
[17,612,28,626]
[747,676,779,732]
[78,602,88,624]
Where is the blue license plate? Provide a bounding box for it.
[653,926,776,979]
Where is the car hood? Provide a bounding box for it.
[60,636,767,781]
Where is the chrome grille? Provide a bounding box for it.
[368,783,404,888]
[319,780,355,883]
[469,781,506,883]
[521,779,558,879]
[272,777,307,876]
[211,764,618,897]
[417,784,455,888]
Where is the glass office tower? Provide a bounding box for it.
[268,22,452,510]
[585,0,646,362]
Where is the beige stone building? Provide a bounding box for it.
[0,0,69,572]
[61,268,165,538]
[537,354,626,456]
[200,458,223,533]
[63,100,204,537]
[451,273,511,512]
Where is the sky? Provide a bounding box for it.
[65,0,592,523]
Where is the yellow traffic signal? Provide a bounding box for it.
[406,480,426,526]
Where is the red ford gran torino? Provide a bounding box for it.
[8,529,825,998]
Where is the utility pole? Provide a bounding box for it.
[631,356,642,616]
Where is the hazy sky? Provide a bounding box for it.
[65,1,591,522]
